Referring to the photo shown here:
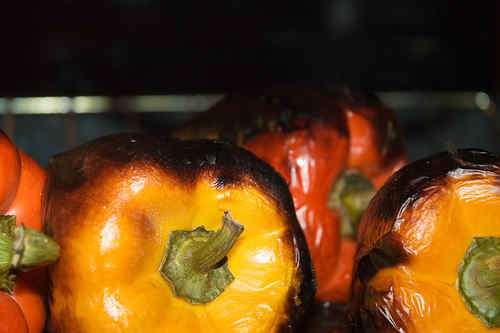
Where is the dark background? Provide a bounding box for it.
[0,1,497,95]
[0,1,498,164]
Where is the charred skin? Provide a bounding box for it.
[353,149,500,332]
[46,133,314,333]
[174,84,406,303]
[173,85,405,182]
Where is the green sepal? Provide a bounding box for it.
[459,237,500,328]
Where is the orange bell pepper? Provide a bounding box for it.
[353,149,500,332]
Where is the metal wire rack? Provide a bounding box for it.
[1,92,498,164]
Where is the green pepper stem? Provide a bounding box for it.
[161,211,244,304]
[459,237,500,327]
[15,226,60,270]
[328,171,375,238]
[0,216,60,293]
[191,211,244,273]
[487,256,500,271]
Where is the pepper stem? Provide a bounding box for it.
[328,171,375,238]
[191,212,244,273]
[459,237,500,327]
[0,215,60,293]
[161,211,244,304]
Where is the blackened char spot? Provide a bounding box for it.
[358,285,409,333]
[48,151,86,190]
[50,133,295,215]
[357,233,409,284]
[176,84,350,144]
[277,228,316,333]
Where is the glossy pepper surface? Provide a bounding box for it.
[45,133,315,333]
[174,85,406,302]
[353,149,500,332]
[0,130,60,333]
[0,130,45,231]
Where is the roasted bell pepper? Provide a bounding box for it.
[174,85,406,302]
[353,149,500,332]
[0,130,60,333]
[45,133,315,332]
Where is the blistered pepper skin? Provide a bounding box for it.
[353,149,500,332]
[174,85,406,303]
[46,134,315,333]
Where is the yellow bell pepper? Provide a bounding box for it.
[353,149,500,332]
[45,134,315,332]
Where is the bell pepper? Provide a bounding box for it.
[0,130,60,333]
[45,133,315,332]
[353,149,500,332]
[174,85,406,302]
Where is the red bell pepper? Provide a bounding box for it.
[174,85,406,303]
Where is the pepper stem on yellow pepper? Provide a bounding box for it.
[190,212,244,273]
[161,211,244,304]
[0,215,60,293]
[459,237,500,327]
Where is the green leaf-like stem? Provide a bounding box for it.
[161,211,244,304]
[0,215,60,293]
[459,237,500,327]
[328,171,376,238]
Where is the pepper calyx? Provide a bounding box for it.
[328,171,375,238]
[0,215,60,293]
[459,237,500,327]
[161,211,244,304]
